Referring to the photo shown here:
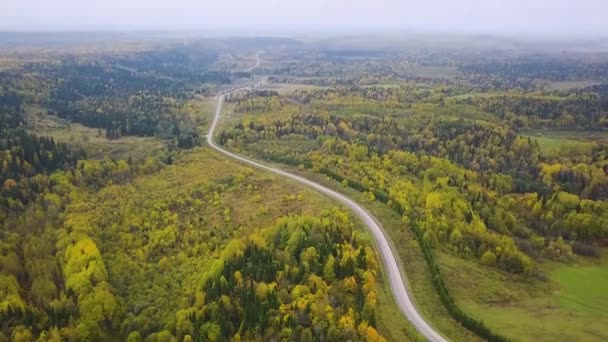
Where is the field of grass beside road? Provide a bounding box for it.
[442,250,608,341]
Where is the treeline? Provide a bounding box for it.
[221,111,542,190]
[1,89,84,208]
[589,83,608,111]
[3,46,233,148]
[460,58,608,84]
[103,45,228,84]
[225,87,608,199]
[450,93,607,129]
[45,60,203,144]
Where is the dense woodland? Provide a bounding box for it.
[224,85,608,258]
[460,58,608,85]
[0,88,84,209]
[0,45,236,148]
[221,78,608,339]
[1,35,608,341]
[0,146,388,340]
[0,40,392,341]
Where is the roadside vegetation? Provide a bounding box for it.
[219,54,608,340]
[2,33,608,341]
[0,38,416,341]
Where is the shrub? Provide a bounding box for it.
[542,237,575,262]
[571,241,599,257]
[480,250,497,266]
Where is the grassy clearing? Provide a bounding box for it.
[522,130,608,144]
[551,260,608,318]
[447,92,566,102]
[403,102,500,124]
[529,136,594,158]
[547,80,601,91]
[196,96,217,131]
[25,106,168,161]
[439,250,608,341]
[360,83,403,88]
[521,131,601,158]
[264,82,326,94]
[402,64,459,79]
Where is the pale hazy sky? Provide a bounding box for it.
[2,0,607,36]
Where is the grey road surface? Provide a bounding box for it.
[206,68,447,342]
[244,51,262,72]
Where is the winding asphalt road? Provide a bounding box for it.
[207,59,447,342]
[244,51,262,72]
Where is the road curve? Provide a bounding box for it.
[207,92,446,342]
[244,51,262,72]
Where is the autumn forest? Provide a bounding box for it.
[1,33,608,341]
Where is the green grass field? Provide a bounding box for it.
[551,263,608,318]
[547,80,601,91]
[447,92,567,102]
[521,131,602,158]
[440,251,608,341]
[25,106,168,161]
[529,136,595,158]
[402,63,459,79]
